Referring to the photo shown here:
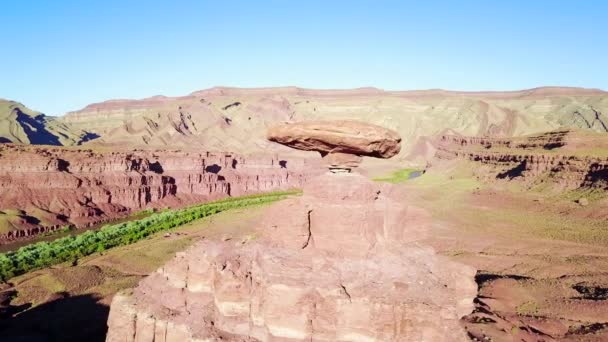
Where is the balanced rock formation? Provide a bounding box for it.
[106,120,476,341]
[268,120,400,173]
[267,120,401,158]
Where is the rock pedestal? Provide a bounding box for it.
[106,121,476,341]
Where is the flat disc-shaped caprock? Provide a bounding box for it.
[267,120,401,158]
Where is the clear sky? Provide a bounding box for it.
[1,1,606,115]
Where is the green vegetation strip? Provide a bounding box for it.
[0,190,300,281]
[373,168,423,183]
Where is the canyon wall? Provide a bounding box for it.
[432,130,608,190]
[0,145,315,243]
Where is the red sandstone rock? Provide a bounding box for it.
[267,120,401,158]
[106,172,477,341]
[105,121,476,341]
[108,239,476,341]
[0,145,314,244]
[321,152,363,170]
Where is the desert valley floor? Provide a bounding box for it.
[1,157,608,341]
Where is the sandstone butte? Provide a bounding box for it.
[105,120,477,342]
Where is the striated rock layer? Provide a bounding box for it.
[48,86,608,157]
[431,129,608,190]
[106,172,477,341]
[0,144,314,243]
[2,86,602,159]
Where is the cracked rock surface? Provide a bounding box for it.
[106,172,476,341]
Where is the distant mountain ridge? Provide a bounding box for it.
[0,99,95,145]
[1,86,607,157]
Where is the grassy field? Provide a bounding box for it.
[373,168,424,183]
[399,163,608,246]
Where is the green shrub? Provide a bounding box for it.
[373,168,424,183]
[0,190,300,281]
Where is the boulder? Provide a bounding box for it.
[267,120,401,158]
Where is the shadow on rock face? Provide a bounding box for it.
[148,161,164,174]
[0,293,110,342]
[77,132,101,145]
[473,271,531,286]
[56,159,70,172]
[496,160,527,179]
[16,111,62,146]
[205,164,222,174]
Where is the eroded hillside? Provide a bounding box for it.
[62,87,608,156]
[0,99,94,145]
[3,87,607,157]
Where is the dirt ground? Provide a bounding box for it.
[1,168,607,341]
[400,167,608,342]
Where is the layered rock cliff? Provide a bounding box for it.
[432,130,608,190]
[60,87,608,157]
[0,145,313,243]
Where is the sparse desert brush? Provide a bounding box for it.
[516,301,541,316]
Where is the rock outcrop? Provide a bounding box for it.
[0,145,313,244]
[106,121,476,341]
[268,120,401,172]
[267,120,402,158]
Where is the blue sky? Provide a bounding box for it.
[1,1,606,115]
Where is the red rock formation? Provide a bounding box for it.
[106,172,477,342]
[267,120,402,158]
[0,145,314,244]
[106,121,476,341]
